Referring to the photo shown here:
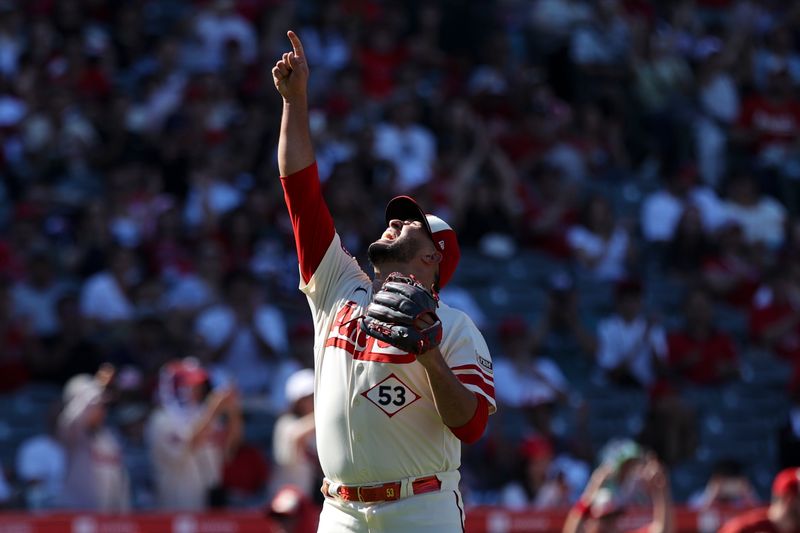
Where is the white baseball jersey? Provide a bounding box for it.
[301,232,496,485]
[146,407,225,510]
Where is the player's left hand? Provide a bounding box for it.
[360,273,442,356]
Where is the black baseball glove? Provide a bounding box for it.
[360,272,442,356]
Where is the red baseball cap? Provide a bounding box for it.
[166,359,209,387]
[773,467,800,498]
[385,196,461,289]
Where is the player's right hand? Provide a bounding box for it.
[273,30,309,102]
[208,388,236,414]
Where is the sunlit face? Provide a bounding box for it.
[367,219,432,267]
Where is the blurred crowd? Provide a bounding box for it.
[0,0,798,524]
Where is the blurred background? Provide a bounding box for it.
[0,0,799,531]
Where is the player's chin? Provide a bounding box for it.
[367,240,395,265]
[368,239,390,254]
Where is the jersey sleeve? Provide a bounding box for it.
[281,162,370,321]
[442,308,497,414]
[281,162,336,284]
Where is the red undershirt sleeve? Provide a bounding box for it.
[280,162,335,284]
[447,394,489,444]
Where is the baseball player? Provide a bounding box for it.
[272,31,496,532]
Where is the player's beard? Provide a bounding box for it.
[367,235,421,267]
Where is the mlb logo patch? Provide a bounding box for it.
[478,355,493,373]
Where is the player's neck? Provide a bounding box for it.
[373,263,434,292]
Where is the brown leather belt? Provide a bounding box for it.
[321,475,442,503]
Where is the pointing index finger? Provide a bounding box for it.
[287,31,304,59]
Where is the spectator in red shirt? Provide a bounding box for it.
[518,162,579,258]
[750,267,800,364]
[735,64,800,214]
[703,221,762,309]
[719,467,800,533]
[736,66,800,163]
[223,441,270,505]
[358,25,407,101]
[667,288,739,385]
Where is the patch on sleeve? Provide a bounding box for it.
[477,354,493,374]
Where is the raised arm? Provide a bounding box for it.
[274,31,314,176]
[273,31,336,284]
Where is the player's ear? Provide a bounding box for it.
[422,251,442,266]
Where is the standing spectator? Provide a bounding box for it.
[299,4,351,99]
[182,153,244,230]
[163,240,226,316]
[666,288,739,385]
[11,250,71,337]
[569,0,631,96]
[567,194,634,281]
[358,25,407,101]
[519,162,580,258]
[688,459,759,510]
[753,27,800,89]
[638,383,698,466]
[373,97,436,192]
[501,435,589,510]
[596,280,668,388]
[721,172,787,251]
[640,164,726,243]
[493,317,571,437]
[664,207,713,280]
[269,368,319,501]
[750,267,800,364]
[146,359,242,510]
[563,456,674,533]
[735,65,800,213]
[15,404,66,509]
[79,246,139,325]
[719,467,800,533]
[194,270,291,401]
[59,365,130,512]
[703,221,762,309]
[694,47,740,187]
[736,65,800,167]
[448,134,520,255]
[530,271,598,358]
[192,0,257,72]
